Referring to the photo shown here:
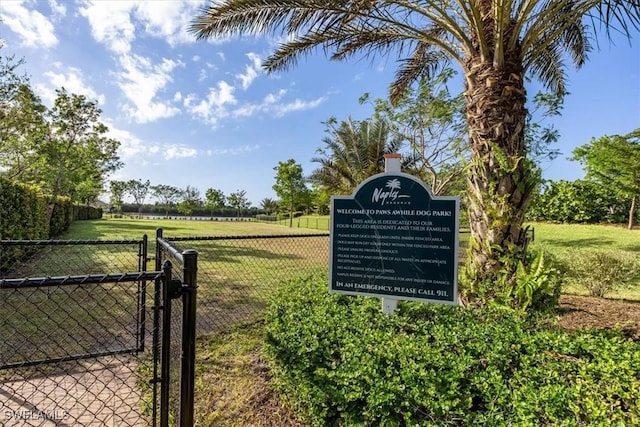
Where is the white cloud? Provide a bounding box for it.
[134,0,205,47]
[232,89,287,117]
[78,0,136,54]
[164,145,198,160]
[206,145,261,156]
[106,124,160,161]
[236,52,263,90]
[39,68,105,105]
[48,0,67,18]
[263,89,288,104]
[78,0,206,54]
[272,97,328,116]
[115,54,183,123]
[106,122,199,165]
[232,90,326,118]
[184,81,237,127]
[0,0,58,48]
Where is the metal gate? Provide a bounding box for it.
[0,237,197,427]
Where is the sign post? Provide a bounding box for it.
[329,154,460,313]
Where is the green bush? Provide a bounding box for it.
[0,177,49,240]
[265,274,640,426]
[564,250,640,297]
[528,180,631,223]
[73,204,103,221]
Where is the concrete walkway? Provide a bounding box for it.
[0,356,148,427]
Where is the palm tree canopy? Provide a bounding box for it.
[191,0,639,103]
[309,116,414,194]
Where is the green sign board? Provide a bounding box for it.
[329,172,459,304]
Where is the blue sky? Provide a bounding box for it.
[1,0,639,206]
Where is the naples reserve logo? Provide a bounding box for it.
[371,178,410,206]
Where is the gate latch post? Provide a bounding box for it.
[168,279,183,300]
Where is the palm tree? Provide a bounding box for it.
[309,116,414,194]
[190,1,639,303]
[260,197,279,215]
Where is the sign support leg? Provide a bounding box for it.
[382,297,398,314]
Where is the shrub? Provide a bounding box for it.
[461,248,563,315]
[265,274,640,426]
[527,180,630,223]
[565,250,640,297]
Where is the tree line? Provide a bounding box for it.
[109,179,254,217]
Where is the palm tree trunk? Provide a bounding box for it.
[463,56,536,300]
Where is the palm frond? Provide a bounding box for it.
[591,0,640,38]
[390,43,447,106]
[524,39,568,97]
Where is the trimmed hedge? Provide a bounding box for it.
[0,176,102,240]
[265,274,640,426]
[0,177,49,240]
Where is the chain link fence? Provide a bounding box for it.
[0,239,159,427]
[0,239,146,279]
[162,233,329,336]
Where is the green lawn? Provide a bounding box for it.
[254,215,331,231]
[63,216,325,240]
[528,222,639,253]
[528,222,640,299]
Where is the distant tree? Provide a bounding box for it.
[0,50,28,104]
[152,184,182,217]
[177,185,202,217]
[310,184,331,215]
[273,159,310,227]
[527,180,629,224]
[75,180,102,206]
[0,83,47,180]
[362,68,467,195]
[40,89,121,202]
[572,129,640,229]
[126,179,150,217]
[260,197,278,215]
[309,117,410,195]
[109,180,127,213]
[525,92,564,163]
[227,189,251,217]
[204,187,226,217]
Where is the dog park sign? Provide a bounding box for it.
[329,154,460,312]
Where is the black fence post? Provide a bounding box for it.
[138,234,148,352]
[180,249,198,427]
[152,228,164,427]
[160,259,173,427]
[155,228,163,272]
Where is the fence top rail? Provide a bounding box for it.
[0,239,143,246]
[157,237,184,264]
[164,232,330,242]
[0,271,164,289]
